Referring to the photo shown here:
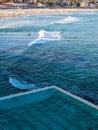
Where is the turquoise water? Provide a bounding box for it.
[0,88,98,130]
[0,12,98,105]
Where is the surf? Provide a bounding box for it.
[28,30,63,46]
[51,16,79,24]
[0,20,32,29]
[9,77,37,90]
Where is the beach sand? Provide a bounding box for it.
[0,8,98,19]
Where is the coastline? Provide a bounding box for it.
[0,8,98,19]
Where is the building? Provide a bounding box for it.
[1,0,98,7]
[95,0,98,7]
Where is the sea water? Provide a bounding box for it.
[0,12,98,105]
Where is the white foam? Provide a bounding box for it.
[9,77,36,90]
[51,16,79,24]
[28,30,63,46]
[0,20,31,29]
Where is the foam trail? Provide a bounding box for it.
[51,16,79,24]
[9,77,36,90]
[0,20,31,29]
[28,30,63,46]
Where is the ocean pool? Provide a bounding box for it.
[0,87,98,130]
[0,12,98,105]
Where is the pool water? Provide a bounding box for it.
[0,87,98,130]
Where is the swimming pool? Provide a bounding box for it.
[0,86,98,130]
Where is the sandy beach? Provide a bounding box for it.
[0,8,98,19]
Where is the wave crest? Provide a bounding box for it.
[51,16,79,24]
[28,30,63,46]
[9,77,36,90]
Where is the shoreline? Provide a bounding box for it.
[0,8,98,19]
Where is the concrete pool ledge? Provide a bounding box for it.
[54,86,98,110]
[0,85,98,110]
[0,86,54,101]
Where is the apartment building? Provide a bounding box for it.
[7,0,98,7]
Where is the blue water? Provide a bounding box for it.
[0,12,98,105]
[0,88,98,130]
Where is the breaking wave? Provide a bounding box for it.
[51,16,79,24]
[28,30,63,46]
[9,77,37,90]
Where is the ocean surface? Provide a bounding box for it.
[0,12,98,105]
